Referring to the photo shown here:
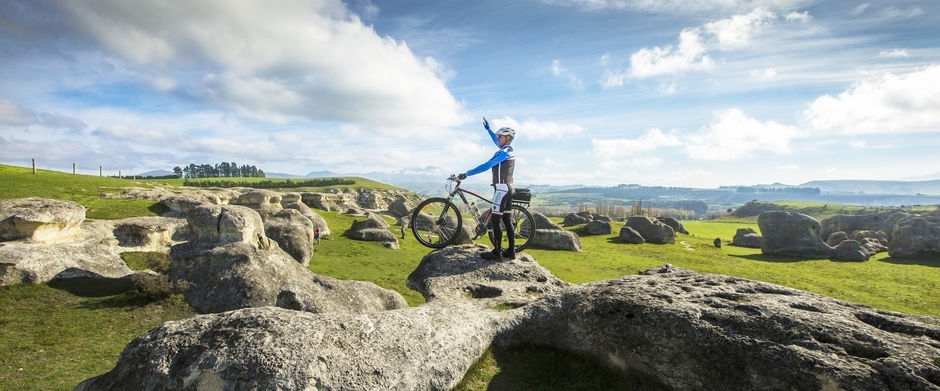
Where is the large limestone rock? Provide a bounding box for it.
[581,220,611,236]
[0,232,131,285]
[830,240,871,262]
[656,216,688,235]
[280,197,330,236]
[111,216,189,251]
[532,212,563,230]
[529,229,583,252]
[562,213,591,226]
[75,304,510,391]
[263,209,315,265]
[230,189,283,216]
[169,205,406,313]
[889,211,940,258]
[499,265,940,391]
[618,226,645,244]
[406,244,572,305]
[0,197,85,243]
[758,211,832,258]
[625,216,675,244]
[344,213,399,249]
[820,211,910,241]
[731,227,762,248]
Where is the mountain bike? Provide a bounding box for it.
[411,175,536,252]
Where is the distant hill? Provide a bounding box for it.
[266,172,306,178]
[305,170,340,177]
[135,169,173,177]
[799,180,940,195]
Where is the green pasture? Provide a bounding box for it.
[1,164,938,390]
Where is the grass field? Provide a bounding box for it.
[1,164,938,390]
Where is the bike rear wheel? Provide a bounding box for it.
[487,204,535,253]
[411,197,463,248]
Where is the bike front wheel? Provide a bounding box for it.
[411,197,463,249]
[487,204,536,253]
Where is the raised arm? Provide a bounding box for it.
[483,116,499,146]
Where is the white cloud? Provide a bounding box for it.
[704,7,776,50]
[550,60,585,91]
[59,0,463,128]
[538,0,812,15]
[850,3,871,16]
[592,128,681,158]
[802,66,940,135]
[750,68,777,80]
[628,28,714,78]
[878,49,910,58]
[0,98,86,130]
[492,117,585,140]
[785,11,812,23]
[684,108,802,160]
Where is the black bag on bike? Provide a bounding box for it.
[512,188,532,202]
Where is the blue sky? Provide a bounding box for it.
[1,0,939,187]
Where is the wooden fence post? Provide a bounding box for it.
[99,166,103,177]
[73,163,76,175]
[32,158,36,174]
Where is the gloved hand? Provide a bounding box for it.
[482,116,490,131]
[457,172,467,180]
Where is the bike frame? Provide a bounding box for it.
[445,180,495,238]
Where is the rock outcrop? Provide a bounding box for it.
[111,216,189,251]
[624,216,675,244]
[79,248,940,391]
[731,227,762,248]
[263,209,316,265]
[889,211,940,258]
[0,197,85,243]
[499,265,940,391]
[532,213,562,230]
[581,220,612,236]
[169,205,406,313]
[344,213,399,249]
[562,213,591,226]
[618,226,645,244]
[821,211,910,241]
[529,229,583,252]
[656,216,688,235]
[758,211,832,258]
[831,240,871,262]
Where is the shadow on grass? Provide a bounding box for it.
[878,255,940,267]
[480,345,667,391]
[48,276,135,297]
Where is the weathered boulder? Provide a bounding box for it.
[301,191,359,212]
[0,197,85,243]
[230,189,283,216]
[889,212,940,258]
[499,265,940,391]
[562,213,591,226]
[591,213,611,222]
[713,237,721,248]
[443,215,477,245]
[625,216,675,244]
[75,304,511,391]
[581,220,611,236]
[826,231,849,247]
[264,209,316,265]
[830,240,871,262]
[618,226,645,244]
[820,211,910,241]
[170,205,406,313]
[356,189,389,210]
[280,198,330,236]
[758,211,832,258]
[656,217,688,235]
[850,230,889,255]
[406,244,571,304]
[344,213,399,249]
[111,216,189,251]
[732,227,762,248]
[532,212,563,230]
[387,197,411,218]
[158,194,220,216]
[528,229,583,252]
[0,234,131,285]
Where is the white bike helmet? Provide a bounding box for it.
[495,127,516,138]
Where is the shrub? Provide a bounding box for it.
[129,272,190,301]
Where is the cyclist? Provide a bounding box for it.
[458,117,517,260]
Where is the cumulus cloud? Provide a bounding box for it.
[704,7,775,50]
[878,49,910,58]
[0,98,86,130]
[538,0,812,15]
[491,117,585,140]
[684,108,802,160]
[850,3,871,16]
[592,128,681,159]
[58,0,463,128]
[610,7,805,82]
[551,59,584,91]
[628,28,714,79]
[802,65,940,135]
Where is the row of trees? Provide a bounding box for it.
[173,162,265,179]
